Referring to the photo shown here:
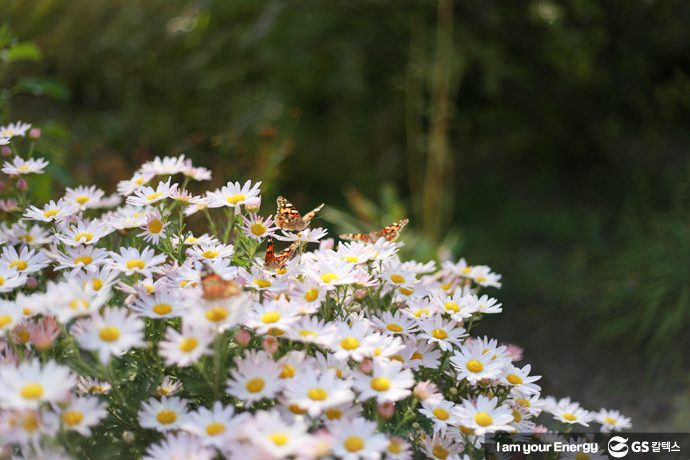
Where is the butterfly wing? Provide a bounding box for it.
[301,203,324,226]
[339,232,375,243]
[375,218,409,242]
[265,238,299,270]
[275,196,306,231]
[201,267,241,300]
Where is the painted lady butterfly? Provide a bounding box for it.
[264,238,300,270]
[275,196,324,231]
[201,266,242,300]
[339,218,409,244]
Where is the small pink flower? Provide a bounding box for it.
[377,401,395,418]
[234,329,251,346]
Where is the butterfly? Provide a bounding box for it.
[201,266,242,300]
[275,196,324,231]
[264,238,300,270]
[339,218,409,244]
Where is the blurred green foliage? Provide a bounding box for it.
[2,0,690,371]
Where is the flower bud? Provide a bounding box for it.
[354,289,367,300]
[1,147,10,157]
[262,336,279,354]
[358,358,373,374]
[377,401,395,419]
[122,431,136,443]
[29,128,41,139]
[234,329,251,347]
[25,277,38,290]
[16,178,27,192]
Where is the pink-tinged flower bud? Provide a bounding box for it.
[505,343,524,362]
[245,197,261,212]
[29,128,41,139]
[358,358,373,374]
[234,329,251,347]
[413,381,440,402]
[25,277,38,290]
[16,178,28,192]
[354,289,367,300]
[122,431,136,443]
[377,401,395,419]
[262,336,279,353]
[319,238,335,251]
[1,147,10,157]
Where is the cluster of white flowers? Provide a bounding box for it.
[0,121,631,459]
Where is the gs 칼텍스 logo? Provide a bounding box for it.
[608,436,629,458]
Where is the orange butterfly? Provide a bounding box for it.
[275,196,324,231]
[340,218,409,244]
[201,266,242,300]
[264,238,300,270]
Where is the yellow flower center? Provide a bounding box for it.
[75,195,90,205]
[388,440,402,454]
[20,383,44,400]
[475,276,487,283]
[325,408,343,420]
[299,329,317,337]
[386,323,403,333]
[43,209,60,218]
[474,411,493,427]
[320,272,338,283]
[146,192,163,201]
[22,413,40,432]
[62,411,84,427]
[16,327,30,343]
[246,378,265,393]
[433,407,450,420]
[152,303,172,316]
[178,337,199,352]
[261,311,281,324]
[307,387,328,401]
[414,308,430,317]
[254,279,272,288]
[340,337,359,350]
[250,223,266,236]
[344,255,359,263]
[290,404,307,414]
[444,302,460,312]
[18,165,31,172]
[512,409,522,422]
[0,276,4,286]
[562,412,577,421]
[431,328,448,340]
[92,279,103,290]
[304,288,319,302]
[466,359,484,373]
[206,306,228,322]
[202,250,218,259]
[604,416,617,424]
[390,274,405,284]
[206,422,226,436]
[411,351,423,360]
[74,232,93,242]
[279,364,295,379]
[433,444,449,459]
[99,326,121,342]
[370,377,391,392]
[126,259,145,270]
[74,255,93,265]
[399,287,414,296]
[268,433,288,446]
[344,436,364,452]
[0,315,12,328]
[148,219,163,233]
[9,260,28,271]
[507,374,523,385]
[156,409,177,425]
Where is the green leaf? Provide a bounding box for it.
[14,77,70,100]
[7,41,42,62]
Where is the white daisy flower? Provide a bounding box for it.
[287,316,337,346]
[419,399,459,433]
[23,199,80,223]
[130,290,189,319]
[159,324,214,367]
[353,358,415,403]
[595,408,632,432]
[54,219,114,246]
[143,433,214,460]
[0,360,74,409]
[191,294,251,332]
[277,227,329,243]
[138,396,190,432]
[226,351,283,404]
[370,311,419,338]
[0,266,27,293]
[241,213,279,241]
[63,185,106,210]
[117,172,154,196]
[206,180,262,210]
[435,288,478,320]
[140,155,188,177]
[126,179,178,207]
[1,157,49,175]
[156,376,183,397]
[450,344,506,384]
[0,121,31,138]
[283,368,354,417]
[57,396,108,436]
[420,432,464,460]
[245,298,300,335]
[52,245,111,272]
[72,308,145,364]
[1,245,49,274]
[329,416,388,460]
[501,364,541,396]
[103,205,151,230]
[454,395,515,435]
[109,246,167,277]
[186,242,235,261]
[418,316,467,352]
[137,209,169,244]
[245,410,311,458]
[183,401,244,447]
[304,257,358,288]
[546,397,593,426]
[331,321,377,362]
